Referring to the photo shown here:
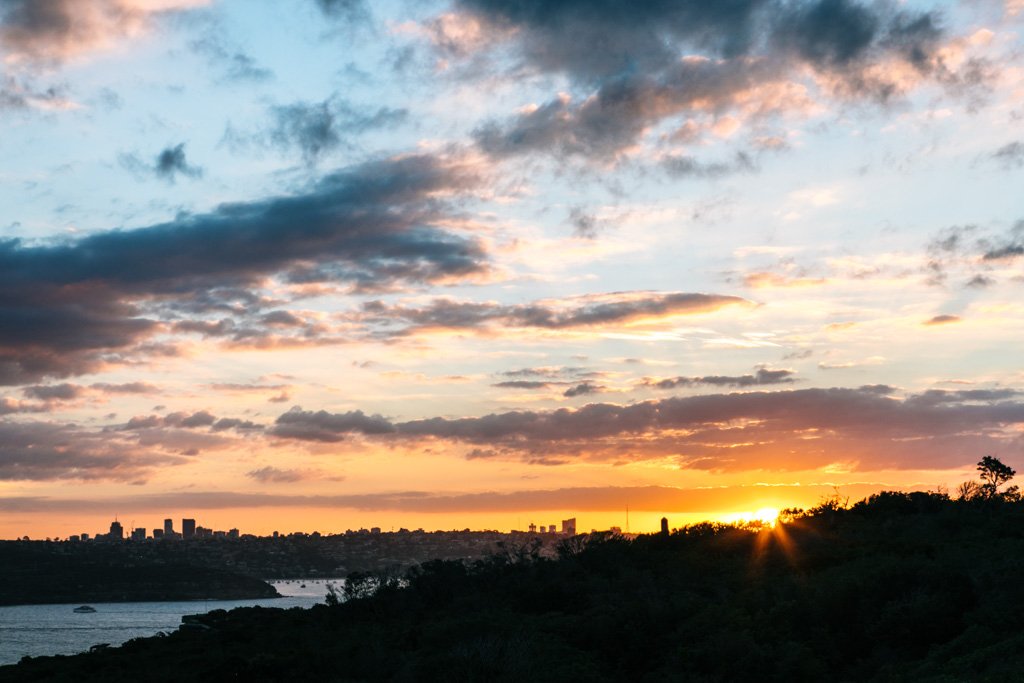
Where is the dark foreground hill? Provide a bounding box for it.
[4,492,1024,682]
[0,543,279,605]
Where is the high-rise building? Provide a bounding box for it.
[109,520,124,540]
[164,518,174,536]
[561,518,576,535]
[153,528,164,539]
[182,518,196,539]
[131,527,146,541]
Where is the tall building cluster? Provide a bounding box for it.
[74,518,241,542]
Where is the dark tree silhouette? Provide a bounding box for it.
[977,455,1016,499]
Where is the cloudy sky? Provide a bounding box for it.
[1,0,1023,538]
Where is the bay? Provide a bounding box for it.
[0,579,341,666]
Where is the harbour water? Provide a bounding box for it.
[0,579,341,666]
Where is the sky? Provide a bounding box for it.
[1,0,1023,539]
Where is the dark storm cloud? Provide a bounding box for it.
[644,368,797,389]
[0,153,488,384]
[456,0,962,161]
[271,387,1024,471]
[358,292,749,337]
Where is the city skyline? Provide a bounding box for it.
[1,1,1023,539]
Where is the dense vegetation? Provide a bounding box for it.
[5,461,1024,681]
[0,545,279,605]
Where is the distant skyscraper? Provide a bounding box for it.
[164,518,174,536]
[153,528,163,539]
[561,518,576,535]
[182,518,196,539]
[660,517,669,535]
[131,527,146,541]
[109,520,123,540]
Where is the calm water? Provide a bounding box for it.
[0,579,342,666]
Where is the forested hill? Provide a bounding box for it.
[0,544,279,605]
[6,491,1024,682]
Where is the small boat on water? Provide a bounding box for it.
[73,605,97,613]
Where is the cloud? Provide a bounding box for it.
[567,206,600,239]
[358,291,750,338]
[227,98,409,164]
[118,410,262,434]
[500,366,595,379]
[452,0,978,162]
[22,383,85,401]
[981,221,1024,262]
[492,380,557,390]
[643,368,797,390]
[0,152,488,384]
[0,0,207,65]
[314,0,368,22]
[271,407,395,442]
[119,143,203,183]
[155,143,203,181]
[924,314,961,326]
[563,381,606,397]
[0,483,898,515]
[991,141,1024,169]
[188,34,273,83]
[924,221,1023,286]
[0,419,184,481]
[0,75,75,111]
[271,386,1024,471]
[661,152,758,179]
[246,466,308,483]
[90,381,160,394]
